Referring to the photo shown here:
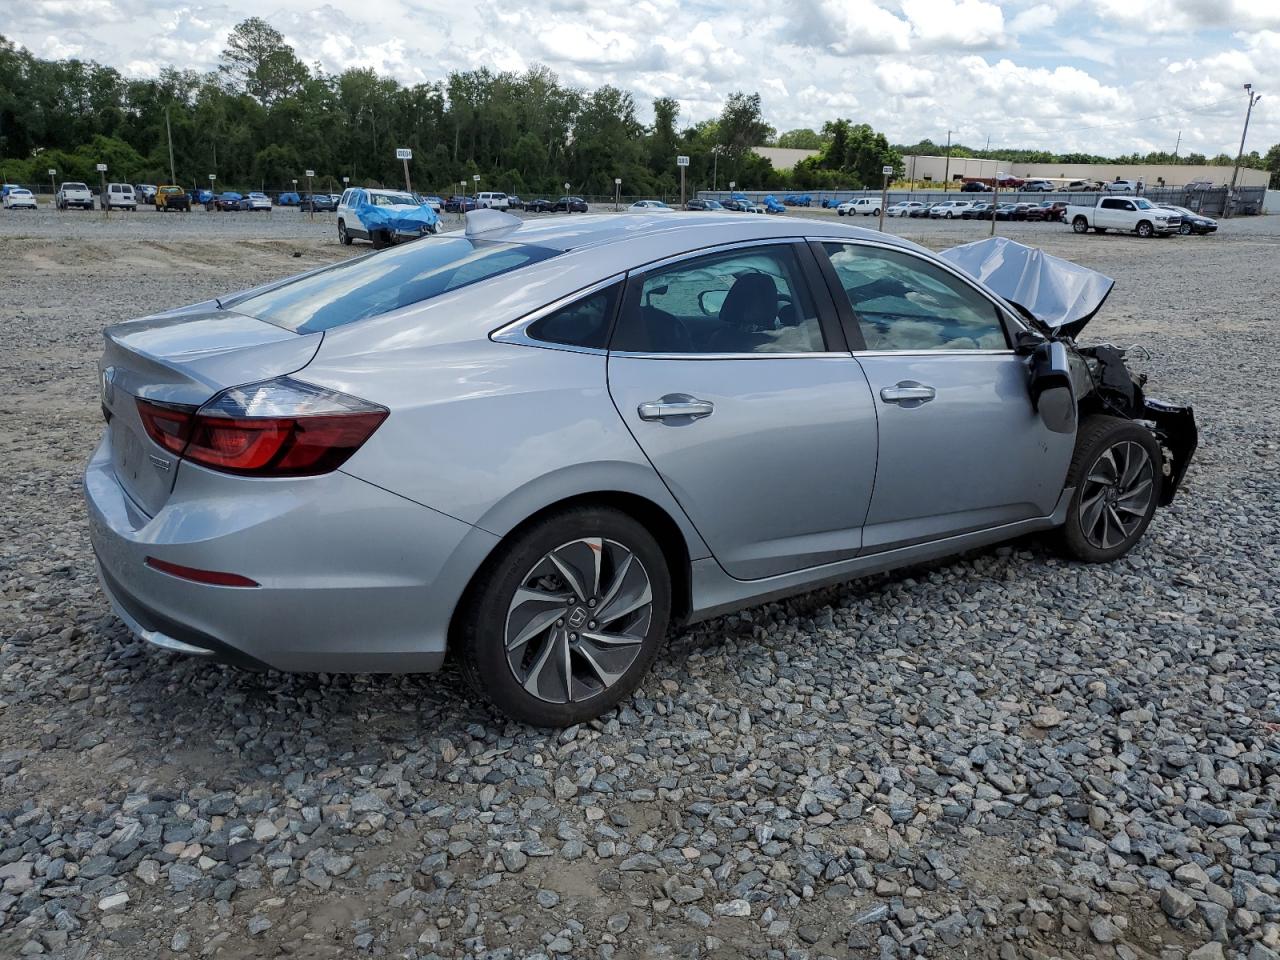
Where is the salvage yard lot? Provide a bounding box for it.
[1,209,1278,960]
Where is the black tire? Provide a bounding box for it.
[1136,221,1153,238]
[837,209,846,216]
[1179,223,1191,236]
[371,229,388,249]
[1072,216,1088,234]
[457,506,672,727]
[337,219,352,245]
[1059,416,1162,563]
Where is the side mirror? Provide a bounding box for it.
[698,289,728,316]
[1029,340,1076,434]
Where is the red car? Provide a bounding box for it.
[1026,201,1067,222]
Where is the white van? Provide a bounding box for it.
[103,183,137,210]
[476,192,509,210]
[836,197,882,217]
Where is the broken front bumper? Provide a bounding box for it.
[1143,398,1197,505]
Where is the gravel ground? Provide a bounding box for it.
[1,207,1279,960]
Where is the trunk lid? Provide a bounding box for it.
[100,304,322,516]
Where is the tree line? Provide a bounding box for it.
[0,22,785,196]
[2,22,1276,196]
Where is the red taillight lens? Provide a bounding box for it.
[137,399,196,456]
[145,557,259,587]
[135,379,387,478]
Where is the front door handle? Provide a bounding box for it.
[637,395,715,421]
[880,381,936,405]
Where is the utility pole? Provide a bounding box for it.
[943,129,953,192]
[165,107,176,184]
[1172,129,1181,159]
[1228,84,1262,217]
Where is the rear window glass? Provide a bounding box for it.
[228,237,559,333]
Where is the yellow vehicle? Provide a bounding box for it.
[154,185,190,212]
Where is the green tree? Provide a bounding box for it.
[218,18,308,106]
[776,128,824,149]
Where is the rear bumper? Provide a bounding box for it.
[84,432,499,673]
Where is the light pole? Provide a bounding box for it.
[878,165,891,233]
[165,107,177,185]
[563,182,570,213]
[614,177,621,211]
[1228,83,1262,217]
[96,163,108,218]
[943,129,953,192]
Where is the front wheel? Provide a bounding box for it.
[1072,216,1088,233]
[1136,221,1153,238]
[1179,223,1191,236]
[1059,416,1162,563]
[457,506,672,727]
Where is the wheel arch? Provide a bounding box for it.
[448,488,699,658]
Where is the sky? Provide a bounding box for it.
[7,0,1278,159]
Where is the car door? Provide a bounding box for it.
[606,240,879,580]
[816,240,1075,553]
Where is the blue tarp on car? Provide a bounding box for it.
[354,194,440,235]
[762,195,786,213]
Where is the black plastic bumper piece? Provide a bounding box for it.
[1143,397,1198,505]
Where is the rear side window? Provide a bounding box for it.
[228,238,560,333]
[526,283,622,349]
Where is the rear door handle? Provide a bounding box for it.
[637,396,715,421]
[880,381,936,405]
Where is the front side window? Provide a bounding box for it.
[822,243,1007,351]
[612,244,824,355]
[525,283,622,350]
[228,238,560,333]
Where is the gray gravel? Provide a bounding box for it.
[1,208,1279,960]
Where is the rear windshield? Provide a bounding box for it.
[229,237,559,333]
[64,183,87,190]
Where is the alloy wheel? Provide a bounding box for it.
[504,538,653,704]
[1078,441,1155,550]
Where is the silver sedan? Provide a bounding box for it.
[86,212,1196,726]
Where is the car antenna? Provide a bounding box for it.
[465,209,522,239]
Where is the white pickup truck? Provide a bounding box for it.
[1066,196,1181,238]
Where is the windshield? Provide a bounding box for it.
[370,192,416,207]
[64,183,87,191]
[228,237,560,333]
[1133,198,1155,209]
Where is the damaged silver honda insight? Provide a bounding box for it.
[85,212,1196,726]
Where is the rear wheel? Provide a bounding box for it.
[337,219,352,245]
[457,507,672,727]
[1072,216,1088,233]
[371,229,388,249]
[1059,416,1162,563]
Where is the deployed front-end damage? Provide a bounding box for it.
[941,237,1197,504]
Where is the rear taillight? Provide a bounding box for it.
[136,378,387,477]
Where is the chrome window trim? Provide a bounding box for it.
[489,274,625,355]
[853,349,1015,358]
[810,234,1032,344]
[609,351,852,361]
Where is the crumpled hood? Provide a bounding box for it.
[938,236,1115,338]
[355,199,440,233]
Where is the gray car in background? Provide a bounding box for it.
[85,212,1197,726]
